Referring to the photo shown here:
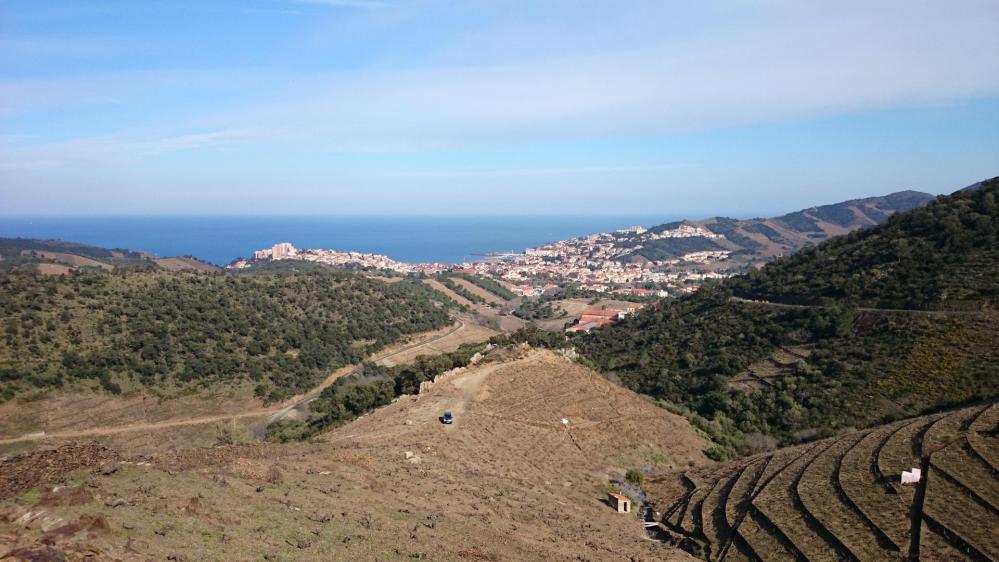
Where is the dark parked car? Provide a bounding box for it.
[440,411,454,424]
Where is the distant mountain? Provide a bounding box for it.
[577,177,999,453]
[0,237,219,273]
[623,190,935,262]
[729,177,999,309]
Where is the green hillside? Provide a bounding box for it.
[0,269,457,403]
[577,179,999,457]
[729,178,999,309]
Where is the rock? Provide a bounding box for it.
[37,515,65,533]
[2,545,66,562]
[78,513,111,533]
[103,498,128,508]
[404,451,415,459]
[404,420,413,426]
[98,462,118,476]
[38,487,93,507]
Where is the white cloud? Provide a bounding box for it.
[2,0,998,162]
[196,1,999,150]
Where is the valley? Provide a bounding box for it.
[0,178,997,561]
[5,2,998,559]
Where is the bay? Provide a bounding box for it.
[0,215,678,265]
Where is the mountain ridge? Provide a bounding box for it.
[577,177,999,454]
[621,189,936,262]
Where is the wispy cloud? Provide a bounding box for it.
[2,0,998,181]
[0,129,258,171]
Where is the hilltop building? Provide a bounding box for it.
[272,242,297,260]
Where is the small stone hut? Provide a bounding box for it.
[608,492,631,513]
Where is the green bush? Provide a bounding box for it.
[625,469,644,486]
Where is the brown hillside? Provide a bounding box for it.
[645,401,999,561]
[0,350,708,561]
[152,257,220,273]
[21,250,113,270]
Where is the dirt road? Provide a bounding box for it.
[731,296,985,315]
[0,320,468,446]
[261,320,467,428]
[0,349,706,561]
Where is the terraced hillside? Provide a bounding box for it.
[578,179,999,452]
[646,401,999,561]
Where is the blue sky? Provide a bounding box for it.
[1,0,998,216]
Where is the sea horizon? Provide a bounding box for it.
[0,214,692,266]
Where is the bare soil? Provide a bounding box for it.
[21,251,113,270]
[152,257,220,272]
[0,321,494,448]
[0,350,709,561]
[34,263,72,275]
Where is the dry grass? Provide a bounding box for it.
[35,263,73,275]
[22,250,113,270]
[376,321,498,367]
[0,351,709,561]
[152,257,220,272]
[423,278,475,306]
[0,321,498,449]
[645,402,999,561]
[450,277,504,305]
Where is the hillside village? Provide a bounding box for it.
[234,222,733,297]
[233,190,935,299]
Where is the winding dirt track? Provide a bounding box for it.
[730,297,986,316]
[0,320,467,446]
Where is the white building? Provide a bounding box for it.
[272,242,297,260]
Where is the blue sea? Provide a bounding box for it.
[0,215,679,265]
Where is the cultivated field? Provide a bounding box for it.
[449,277,504,305]
[645,401,999,561]
[0,349,709,561]
[423,278,475,307]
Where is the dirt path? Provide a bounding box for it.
[730,297,986,316]
[0,320,469,446]
[262,320,467,428]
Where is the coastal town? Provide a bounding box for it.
[230,223,737,297]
